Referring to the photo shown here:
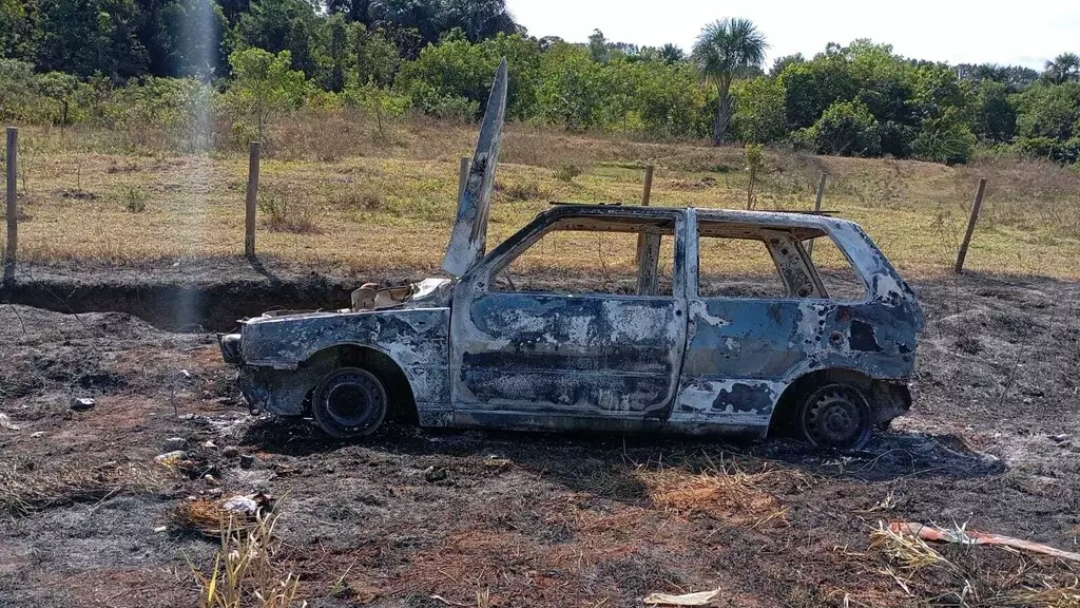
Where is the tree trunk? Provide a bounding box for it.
[713,83,732,146]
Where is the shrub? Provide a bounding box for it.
[258,188,320,233]
[808,99,881,157]
[554,163,583,182]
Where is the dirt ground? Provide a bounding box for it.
[1,262,1079,608]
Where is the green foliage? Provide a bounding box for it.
[234,0,326,83]
[732,77,787,143]
[0,0,39,60]
[974,80,1016,142]
[913,110,976,163]
[396,33,540,120]
[1013,82,1080,162]
[536,43,607,131]
[343,81,408,132]
[692,18,768,144]
[35,0,148,80]
[803,99,881,156]
[0,59,37,121]
[554,163,582,182]
[226,48,308,140]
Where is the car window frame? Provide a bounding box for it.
[474,208,688,301]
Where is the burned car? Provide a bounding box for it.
[219,61,923,450]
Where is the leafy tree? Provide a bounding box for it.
[804,99,881,156]
[588,29,609,63]
[352,23,399,87]
[692,18,768,144]
[1012,81,1080,161]
[395,33,540,119]
[913,109,976,163]
[657,43,684,65]
[769,53,803,77]
[156,0,227,78]
[973,79,1016,142]
[731,76,787,143]
[234,0,327,82]
[36,0,149,80]
[0,0,39,60]
[226,47,308,140]
[1042,52,1080,85]
[439,0,516,43]
[536,43,606,131]
[0,59,36,120]
[35,72,80,136]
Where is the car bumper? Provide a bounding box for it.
[219,333,243,365]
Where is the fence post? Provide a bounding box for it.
[244,141,261,259]
[641,164,654,206]
[635,165,659,295]
[807,172,828,258]
[3,127,17,286]
[954,178,988,274]
[458,156,470,200]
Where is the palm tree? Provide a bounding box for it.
[1043,52,1080,84]
[692,18,768,145]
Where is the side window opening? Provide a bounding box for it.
[491,218,676,297]
[805,235,868,302]
[697,232,787,299]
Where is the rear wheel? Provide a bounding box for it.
[311,367,388,438]
[797,383,873,450]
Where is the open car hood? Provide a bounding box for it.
[441,58,508,278]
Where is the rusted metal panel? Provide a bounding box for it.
[448,206,689,420]
[237,308,451,412]
[442,59,508,277]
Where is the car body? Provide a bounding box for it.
[219,61,924,449]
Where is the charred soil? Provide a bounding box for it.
[1,264,1079,607]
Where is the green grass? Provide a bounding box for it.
[2,114,1079,280]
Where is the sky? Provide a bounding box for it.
[507,0,1080,70]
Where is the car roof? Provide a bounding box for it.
[539,203,851,238]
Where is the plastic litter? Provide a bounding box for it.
[644,588,722,606]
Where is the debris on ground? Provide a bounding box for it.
[171,493,275,536]
[239,454,257,469]
[154,451,187,468]
[0,413,21,431]
[644,588,722,606]
[70,397,96,411]
[888,522,1080,562]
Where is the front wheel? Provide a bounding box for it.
[796,383,873,451]
[311,367,388,438]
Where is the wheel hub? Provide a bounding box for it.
[803,386,870,449]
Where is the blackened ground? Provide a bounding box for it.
[0,263,1078,608]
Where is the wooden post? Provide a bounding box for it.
[244,141,261,258]
[458,156,469,200]
[641,164,654,206]
[954,178,988,274]
[635,165,659,295]
[3,127,17,285]
[807,172,828,257]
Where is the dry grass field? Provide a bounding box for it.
[3,111,1079,281]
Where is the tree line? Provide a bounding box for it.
[1,0,1078,164]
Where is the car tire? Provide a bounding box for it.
[796,383,873,451]
[311,367,388,438]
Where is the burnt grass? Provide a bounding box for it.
[1,261,1080,607]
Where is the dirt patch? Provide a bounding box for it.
[1,268,1079,607]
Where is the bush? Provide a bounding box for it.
[258,188,320,233]
[807,99,881,156]
[554,163,583,182]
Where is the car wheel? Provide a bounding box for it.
[311,367,388,438]
[797,383,873,450]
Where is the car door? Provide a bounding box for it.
[449,208,688,422]
[673,211,829,428]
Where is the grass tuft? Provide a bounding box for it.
[0,461,164,516]
[190,510,305,608]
